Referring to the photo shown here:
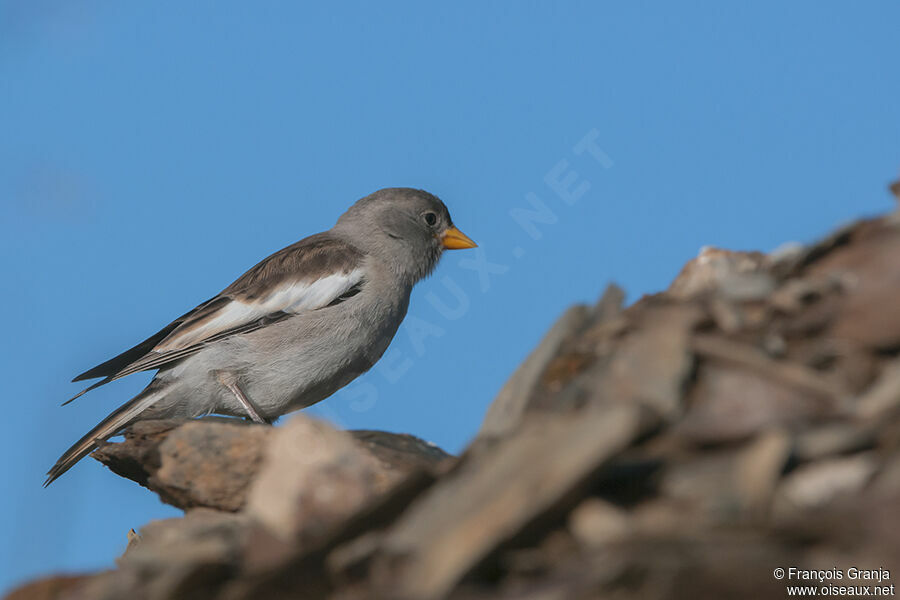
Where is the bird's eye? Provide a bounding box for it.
[423,212,438,227]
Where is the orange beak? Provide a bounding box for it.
[441,226,478,250]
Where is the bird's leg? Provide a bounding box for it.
[216,372,267,424]
[226,382,267,424]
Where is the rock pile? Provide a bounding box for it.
[9,194,900,600]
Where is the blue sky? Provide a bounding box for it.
[2,1,899,592]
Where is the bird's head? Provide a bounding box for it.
[334,187,477,284]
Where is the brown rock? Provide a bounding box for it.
[658,449,743,522]
[3,575,96,600]
[93,419,450,514]
[94,419,270,512]
[567,498,632,548]
[808,222,900,350]
[678,361,828,444]
[578,302,702,420]
[792,424,875,462]
[155,422,270,512]
[114,509,249,600]
[245,415,395,544]
[691,334,844,402]
[92,419,183,486]
[775,454,878,516]
[350,430,453,486]
[765,219,858,279]
[733,429,791,518]
[669,247,767,299]
[857,358,900,419]
[372,405,647,599]
[478,304,592,438]
[24,205,900,600]
[477,284,627,437]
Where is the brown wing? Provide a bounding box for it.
[66,233,365,404]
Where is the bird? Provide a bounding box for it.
[45,188,477,485]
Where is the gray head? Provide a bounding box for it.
[332,187,477,284]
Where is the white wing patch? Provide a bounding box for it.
[153,269,364,353]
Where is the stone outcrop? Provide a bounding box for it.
[8,187,900,600]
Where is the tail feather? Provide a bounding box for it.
[61,376,114,406]
[45,386,165,486]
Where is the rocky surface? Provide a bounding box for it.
[90,418,451,514]
[9,187,900,599]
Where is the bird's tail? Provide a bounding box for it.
[45,385,166,486]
